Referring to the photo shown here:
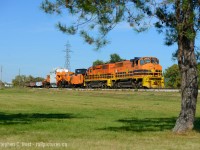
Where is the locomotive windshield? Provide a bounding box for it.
[144,58,151,64]
[140,57,159,65]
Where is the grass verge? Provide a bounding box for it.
[0,88,199,150]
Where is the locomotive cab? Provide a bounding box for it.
[139,57,162,75]
[137,57,164,88]
[130,57,140,68]
[75,69,87,75]
[70,68,87,87]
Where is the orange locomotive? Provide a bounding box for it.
[85,57,164,88]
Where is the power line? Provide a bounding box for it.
[64,42,72,71]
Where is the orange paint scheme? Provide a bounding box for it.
[43,57,164,88]
[86,63,115,76]
[70,69,87,87]
[56,71,74,87]
[70,74,84,85]
[86,57,162,77]
[84,57,164,88]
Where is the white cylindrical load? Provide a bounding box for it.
[56,68,69,73]
[50,72,56,84]
[48,68,68,87]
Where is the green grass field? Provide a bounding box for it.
[0,88,200,150]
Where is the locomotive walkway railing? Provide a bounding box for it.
[85,71,163,80]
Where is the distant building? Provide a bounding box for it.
[4,82,13,88]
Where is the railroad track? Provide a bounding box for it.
[48,88,181,92]
[37,88,200,92]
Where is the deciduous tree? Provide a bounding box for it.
[164,64,180,88]
[12,75,44,87]
[93,60,105,66]
[109,53,123,63]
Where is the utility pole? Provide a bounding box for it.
[0,66,2,82]
[0,66,2,88]
[64,42,72,71]
[18,68,20,87]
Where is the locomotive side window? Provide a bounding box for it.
[151,58,159,64]
[140,60,144,65]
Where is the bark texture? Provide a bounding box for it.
[172,0,198,133]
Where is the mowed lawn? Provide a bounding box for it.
[0,88,200,150]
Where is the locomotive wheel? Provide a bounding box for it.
[117,82,121,88]
[113,82,120,89]
[136,82,142,89]
[86,83,91,89]
[58,82,62,88]
[131,80,136,89]
[101,82,107,89]
[113,82,118,89]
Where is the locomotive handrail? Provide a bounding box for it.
[85,71,163,81]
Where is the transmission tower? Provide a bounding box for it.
[64,42,72,71]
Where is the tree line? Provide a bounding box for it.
[165,63,200,88]
[93,53,124,66]
[12,75,44,87]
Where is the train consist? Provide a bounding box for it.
[41,56,164,89]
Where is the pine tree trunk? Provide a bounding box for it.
[172,32,198,133]
[172,0,198,134]
[172,53,198,133]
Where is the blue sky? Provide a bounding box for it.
[0,0,185,82]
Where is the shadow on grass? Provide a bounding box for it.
[194,118,200,132]
[0,113,78,125]
[100,117,176,132]
[100,117,200,132]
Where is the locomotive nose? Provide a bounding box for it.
[142,63,156,72]
[149,64,156,72]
